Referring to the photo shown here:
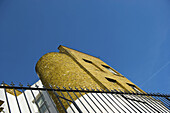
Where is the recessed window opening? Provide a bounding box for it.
[83,59,92,63]
[83,59,105,72]
[102,65,117,75]
[106,77,125,91]
[105,77,117,83]
[127,83,141,93]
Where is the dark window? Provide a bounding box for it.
[105,77,117,83]
[83,59,92,63]
[127,83,141,93]
[102,65,117,75]
[83,59,105,72]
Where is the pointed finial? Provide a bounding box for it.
[10,82,15,86]
[19,82,23,87]
[27,83,31,87]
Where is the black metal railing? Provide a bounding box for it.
[0,82,169,113]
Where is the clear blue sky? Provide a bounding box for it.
[0,0,170,94]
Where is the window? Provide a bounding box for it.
[127,83,141,93]
[83,59,105,72]
[105,77,117,83]
[83,59,92,63]
[105,77,125,90]
[35,94,48,113]
[102,65,117,75]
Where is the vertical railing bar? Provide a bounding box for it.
[161,97,170,110]
[126,92,148,112]
[112,90,133,113]
[120,94,141,113]
[72,101,83,113]
[63,87,82,113]
[49,85,67,113]
[144,96,161,112]
[19,83,32,113]
[152,96,168,112]
[141,95,163,112]
[131,94,150,112]
[115,90,139,113]
[92,88,114,112]
[143,102,157,113]
[56,86,75,113]
[75,87,96,113]
[135,93,156,113]
[89,88,109,112]
[142,95,160,113]
[153,96,169,111]
[101,88,120,113]
[2,81,11,113]
[161,97,169,105]
[150,95,169,112]
[159,96,169,107]
[104,89,124,113]
[69,87,90,113]
[81,87,103,113]
[43,85,59,112]
[160,97,170,111]
[28,83,42,113]
[35,84,51,113]
[99,88,120,113]
[11,82,22,113]
[131,95,148,112]
[165,97,170,101]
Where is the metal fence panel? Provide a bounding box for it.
[0,82,169,113]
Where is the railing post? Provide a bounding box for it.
[2,81,11,113]
[11,82,22,113]
[19,83,32,113]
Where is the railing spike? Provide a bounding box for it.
[27,83,31,87]
[10,82,15,86]
[35,84,39,88]
[96,88,100,91]
[19,82,23,87]
[114,89,118,92]
[100,88,104,92]
[80,87,84,91]
[85,87,89,90]
[49,84,52,88]
[2,81,4,85]
[90,88,93,91]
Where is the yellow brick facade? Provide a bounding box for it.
[35,45,145,112]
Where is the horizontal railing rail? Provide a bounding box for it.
[0,85,169,97]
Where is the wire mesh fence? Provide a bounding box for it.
[0,81,169,113]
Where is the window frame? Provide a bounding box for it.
[33,93,48,113]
